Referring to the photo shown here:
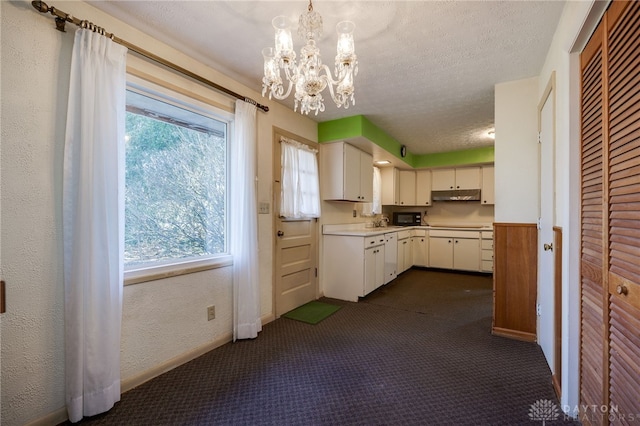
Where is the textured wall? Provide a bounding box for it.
[494,77,540,223]
[0,1,315,425]
[1,2,68,423]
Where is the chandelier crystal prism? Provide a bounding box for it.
[261,0,358,115]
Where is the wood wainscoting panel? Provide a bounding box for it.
[492,223,538,342]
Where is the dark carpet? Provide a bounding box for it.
[67,269,580,425]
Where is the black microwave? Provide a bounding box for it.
[393,212,421,226]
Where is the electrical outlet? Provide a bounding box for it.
[258,202,270,214]
[353,209,357,217]
[207,305,216,321]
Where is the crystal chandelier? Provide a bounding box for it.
[261,0,358,115]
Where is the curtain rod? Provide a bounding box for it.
[31,1,269,113]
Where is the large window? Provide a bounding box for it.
[124,84,229,272]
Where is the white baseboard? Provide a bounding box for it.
[121,331,234,392]
[24,406,68,426]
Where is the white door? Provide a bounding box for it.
[273,130,319,317]
[538,78,556,371]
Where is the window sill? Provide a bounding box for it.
[124,255,233,286]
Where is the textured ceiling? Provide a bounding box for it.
[88,0,566,155]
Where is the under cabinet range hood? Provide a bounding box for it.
[431,189,482,202]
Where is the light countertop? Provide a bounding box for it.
[322,223,492,237]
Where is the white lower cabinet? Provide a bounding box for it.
[397,230,412,273]
[411,230,428,267]
[384,232,398,283]
[428,237,454,269]
[453,237,480,271]
[323,234,386,302]
[481,231,494,272]
[428,230,480,272]
[365,244,385,294]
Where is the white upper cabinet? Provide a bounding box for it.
[358,148,374,202]
[381,168,423,206]
[321,142,373,202]
[481,165,495,205]
[415,170,432,206]
[380,167,399,205]
[431,169,456,190]
[432,167,481,190]
[398,170,416,206]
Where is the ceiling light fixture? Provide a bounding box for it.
[261,0,358,115]
[375,160,391,165]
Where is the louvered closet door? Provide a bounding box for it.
[606,0,640,420]
[580,19,607,423]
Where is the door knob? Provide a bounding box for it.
[277,230,284,237]
[616,285,628,296]
[544,243,553,251]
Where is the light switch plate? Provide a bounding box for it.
[258,202,270,214]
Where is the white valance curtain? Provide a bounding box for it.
[230,100,262,341]
[63,29,127,423]
[280,137,321,219]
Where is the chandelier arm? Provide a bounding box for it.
[320,63,340,86]
[319,64,347,106]
[269,79,294,101]
[282,63,299,84]
[322,73,342,106]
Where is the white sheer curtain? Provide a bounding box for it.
[63,29,127,423]
[280,137,321,219]
[230,100,262,341]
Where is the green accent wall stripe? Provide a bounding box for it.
[413,146,495,168]
[318,115,494,169]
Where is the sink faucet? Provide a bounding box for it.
[373,216,389,227]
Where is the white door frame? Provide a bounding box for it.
[537,72,557,372]
[271,127,320,317]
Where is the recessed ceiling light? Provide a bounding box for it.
[375,160,391,165]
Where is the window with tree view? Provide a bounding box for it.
[125,87,228,268]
